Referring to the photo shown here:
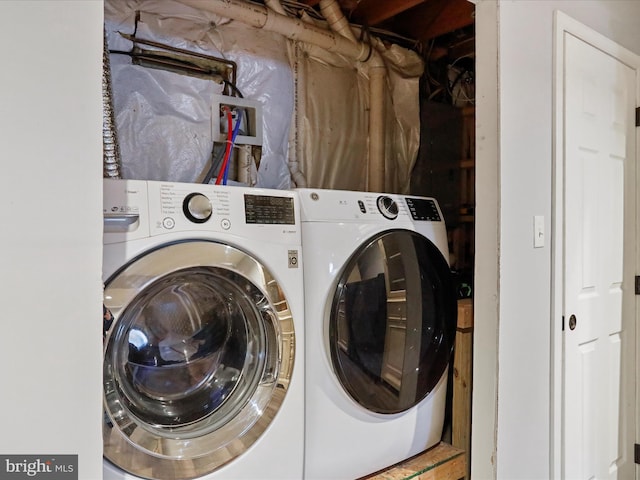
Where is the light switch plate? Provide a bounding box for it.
[534,215,544,248]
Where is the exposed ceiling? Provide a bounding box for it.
[300,0,475,59]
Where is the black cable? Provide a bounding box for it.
[358,24,374,63]
[109,49,133,56]
[223,80,244,98]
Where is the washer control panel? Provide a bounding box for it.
[244,194,295,225]
[154,183,230,230]
[104,180,301,246]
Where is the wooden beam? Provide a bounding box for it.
[352,0,427,26]
[283,0,474,45]
[401,0,475,41]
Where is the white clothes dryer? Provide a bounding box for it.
[297,188,456,480]
[102,179,304,480]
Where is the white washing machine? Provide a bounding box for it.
[102,179,304,480]
[297,188,457,480]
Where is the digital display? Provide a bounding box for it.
[405,197,441,221]
[244,194,295,225]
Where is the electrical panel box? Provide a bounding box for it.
[212,94,263,146]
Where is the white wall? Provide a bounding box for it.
[473,1,640,478]
[0,1,104,478]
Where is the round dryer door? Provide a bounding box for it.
[329,229,456,414]
[102,241,295,480]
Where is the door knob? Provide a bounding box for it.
[568,314,577,330]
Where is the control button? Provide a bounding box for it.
[183,193,212,223]
[376,195,398,220]
[221,218,231,230]
[162,217,175,229]
[358,200,367,213]
[288,249,299,268]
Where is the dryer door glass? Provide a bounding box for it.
[329,230,456,414]
[103,240,295,480]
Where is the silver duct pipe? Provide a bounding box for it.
[102,28,122,179]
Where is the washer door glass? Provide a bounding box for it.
[103,241,294,480]
[329,230,456,414]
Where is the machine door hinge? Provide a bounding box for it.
[635,443,640,464]
[562,315,565,331]
[636,275,640,295]
[636,107,640,127]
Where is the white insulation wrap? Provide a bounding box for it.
[104,0,294,189]
[104,0,423,193]
[296,38,423,193]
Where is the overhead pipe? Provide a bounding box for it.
[264,0,287,16]
[179,0,370,60]
[178,0,387,191]
[319,0,357,43]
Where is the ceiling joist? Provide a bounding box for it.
[295,0,475,53]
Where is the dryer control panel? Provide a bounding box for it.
[405,197,441,222]
[295,188,448,261]
[296,188,444,225]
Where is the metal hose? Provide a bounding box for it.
[103,27,122,179]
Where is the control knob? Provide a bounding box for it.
[376,195,398,220]
[183,193,212,223]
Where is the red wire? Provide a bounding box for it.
[216,106,234,185]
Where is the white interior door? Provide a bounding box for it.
[559,22,638,480]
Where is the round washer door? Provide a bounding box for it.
[103,240,295,480]
[329,229,456,414]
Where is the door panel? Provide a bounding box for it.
[562,32,636,479]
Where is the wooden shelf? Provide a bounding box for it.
[360,442,466,480]
[452,299,473,480]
